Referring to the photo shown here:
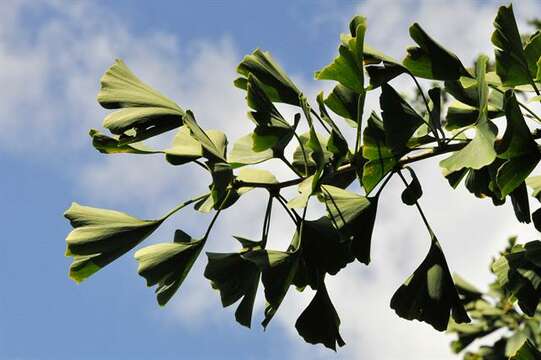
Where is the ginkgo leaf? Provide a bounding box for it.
[403,23,470,80]
[320,185,370,228]
[134,230,204,306]
[182,111,227,162]
[322,84,359,127]
[64,202,164,283]
[526,176,541,201]
[288,175,318,209]
[440,55,497,173]
[315,16,365,93]
[496,90,539,159]
[89,129,159,155]
[236,49,301,106]
[391,236,470,331]
[295,281,345,351]
[492,4,541,87]
[164,126,203,165]
[492,240,541,316]
[204,237,262,328]
[362,112,397,193]
[364,44,408,88]
[510,339,541,359]
[380,83,425,154]
[292,132,333,176]
[235,168,278,195]
[98,59,185,143]
[295,217,354,290]
[242,249,300,328]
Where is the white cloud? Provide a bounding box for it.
[4,1,541,359]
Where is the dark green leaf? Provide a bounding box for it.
[380,84,425,154]
[362,112,397,193]
[403,23,470,80]
[364,44,408,88]
[510,183,531,223]
[242,249,299,328]
[401,167,423,206]
[390,236,470,331]
[492,5,539,87]
[204,237,262,328]
[492,240,541,316]
[295,281,345,351]
[496,90,539,159]
[323,84,359,127]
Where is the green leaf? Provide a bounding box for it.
[362,112,397,193]
[295,217,354,290]
[98,59,184,143]
[526,176,541,201]
[229,76,296,166]
[246,74,290,129]
[510,339,541,360]
[228,131,279,166]
[322,84,359,127]
[204,237,262,328]
[292,132,333,176]
[497,157,540,198]
[134,230,203,306]
[440,55,497,173]
[364,44,408,88]
[316,92,350,166]
[509,183,531,224]
[164,126,203,165]
[403,23,470,80]
[380,83,425,154]
[89,129,159,155]
[236,49,301,106]
[428,87,443,134]
[401,167,423,206]
[315,16,366,93]
[445,101,503,131]
[320,185,370,228]
[448,321,496,354]
[182,111,227,162]
[64,202,164,283]
[288,175,318,209]
[295,281,345,351]
[390,236,470,331]
[320,185,377,265]
[496,90,539,159]
[492,5,540,87]
[235,168,278,195]
[242,249,300,328]
[492,240,541,316]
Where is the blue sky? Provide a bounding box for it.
[2,1,541,359]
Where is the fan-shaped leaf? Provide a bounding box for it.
[391,236,470,331]
[64,203,164,283]
[98,59,184,143]
[134,230,203,306]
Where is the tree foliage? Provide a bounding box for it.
[65,3,541,355]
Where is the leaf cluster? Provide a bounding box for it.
[64,3,541,353]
